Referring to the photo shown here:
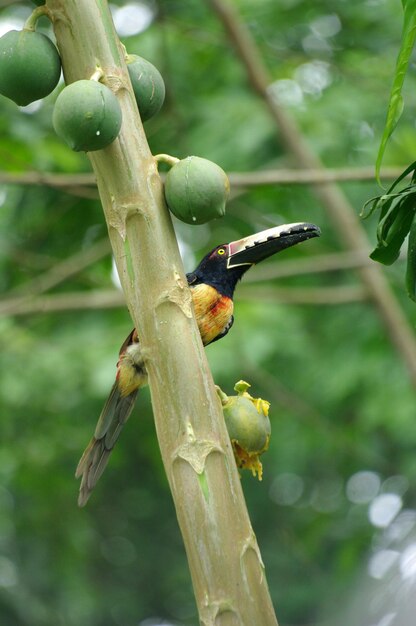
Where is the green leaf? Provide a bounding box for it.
[385,159,416,191]
[376,196,405,244]
[361,195,388,219]
[370,198,416,265]
[362,162,416,220]
[375,0,416,183]
[406,213,416,300]
[364,163,416,265]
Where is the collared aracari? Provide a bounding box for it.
[76,222,320,506]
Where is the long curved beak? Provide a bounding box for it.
[227,222,320,268]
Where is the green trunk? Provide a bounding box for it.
[47,1,278,623]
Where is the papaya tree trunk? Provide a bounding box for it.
[47,1,278,624]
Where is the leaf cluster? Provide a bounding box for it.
[363,162,416,299]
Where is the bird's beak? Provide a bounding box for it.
[227,222,321,268]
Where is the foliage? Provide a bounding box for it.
[0,1,415,625]
[364,0,416,305]
[375,0,416,181]
[362,162,416,299]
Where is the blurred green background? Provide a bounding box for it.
[1,1,416,625]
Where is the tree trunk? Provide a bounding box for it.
[47,1,278,623]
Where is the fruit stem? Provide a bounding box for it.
[234,380,251,394]
[154,153,180,168]
[24,5,53,31]
[215,385,229,406]
[89,67,104,82]
[122,45,132,63]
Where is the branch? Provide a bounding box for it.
[0,289,124,316]
[0,166,408,192]
[0,238,112,316]
[207,0,416,387]
[4,238,111,299]
[0,284,366,317]
[239,284,366,305]
[0,248,373,316]
[246,364,365,463]
[0,171,96,188]
[229,167,405,186]
[245,250,372,282]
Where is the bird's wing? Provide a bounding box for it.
[207,314,234,344]
[76,271,232,505]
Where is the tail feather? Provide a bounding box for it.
[104,391,137,448]
[76,382,139,507]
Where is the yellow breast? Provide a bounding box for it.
[191,284,234,345]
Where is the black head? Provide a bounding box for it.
[188,222,321,298]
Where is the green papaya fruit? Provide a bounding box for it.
[0,29,61,106]
[126,54,165,121]
[52,80,122,152]
[164,156,229,224]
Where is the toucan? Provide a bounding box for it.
[76,222,320,505]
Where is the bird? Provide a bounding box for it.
[76,222,320,506]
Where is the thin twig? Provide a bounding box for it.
[0,239,111,318]
[0,289,125,316]
[245,250,372,282]
[1,238,111,302]
[238,285,366,304]
[0,166,407,191]
[0,171,96,187]
[228,167,403,186]
[0,248,370,314]
[246,364,371,471]
[0,285,365,317]
[207,0,416,386]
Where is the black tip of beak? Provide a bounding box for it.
[227,222,320,268]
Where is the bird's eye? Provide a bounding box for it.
[217,248,226,255]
